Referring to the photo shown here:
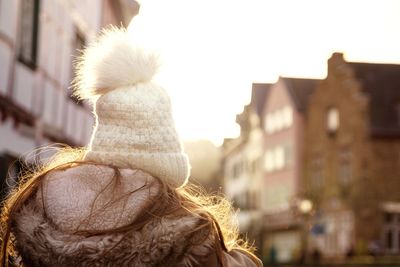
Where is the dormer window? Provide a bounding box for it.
[327,107,339,134]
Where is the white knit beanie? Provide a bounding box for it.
[73,27,190,188]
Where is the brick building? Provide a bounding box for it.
[303,53,400,258]
[0,0,138,200]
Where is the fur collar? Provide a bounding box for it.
[12,198,215,267]
[10,165,216,266]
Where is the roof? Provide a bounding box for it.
[350,62,400,136]
[281,77,319,112]
[250,83,271,118]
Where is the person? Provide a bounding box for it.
[0,27,262,267]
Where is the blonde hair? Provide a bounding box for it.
[0,147,257,266]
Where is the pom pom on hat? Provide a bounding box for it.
[73,27,158,100]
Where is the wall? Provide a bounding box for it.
[0,0,106,197]
[304,54,372,256]
[262,79,299,213]
[0,0,102,159]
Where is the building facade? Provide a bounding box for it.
[0,0,137,199]
[223,53,400,262]
[222,79,318,262]
[222,83,269,255]
[261,77,318,263]
[303,53,400,259]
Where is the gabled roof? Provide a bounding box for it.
[281,77,319,113]
[350,62,400,136]
[250,83,271,118]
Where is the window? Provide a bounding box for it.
[249,158,260,174]
[338,149,352,186]
[265,150,274,172]
[18,0,40,69]
[274,146,284,169]
[252,191,260,209]
[264,145,291,172]
[246,191,251,210]
[264,114,274,133]
[383,212,400,253]
[264,106,293,134]
[327,107,339,134]
[282,106,293,128]
[232,159,246,179]
[69,29,86,105]
[311,157,324,189]
[232,162,239,178]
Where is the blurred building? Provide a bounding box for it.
[0,0,138,199]
[303,53,400,258]
[223,79,318,262]
[184,139,222,192]
[102,0,139,27]
[261,77,318,263]
[226,53,400,262]
[222,83,269,254]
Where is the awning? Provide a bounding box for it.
[382,202,400,213]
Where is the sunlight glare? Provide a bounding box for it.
[128,0,400,145]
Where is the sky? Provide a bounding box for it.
[128,0,400,146]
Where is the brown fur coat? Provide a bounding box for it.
[10,165,262,267]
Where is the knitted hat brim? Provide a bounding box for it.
[84,151,190,187]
